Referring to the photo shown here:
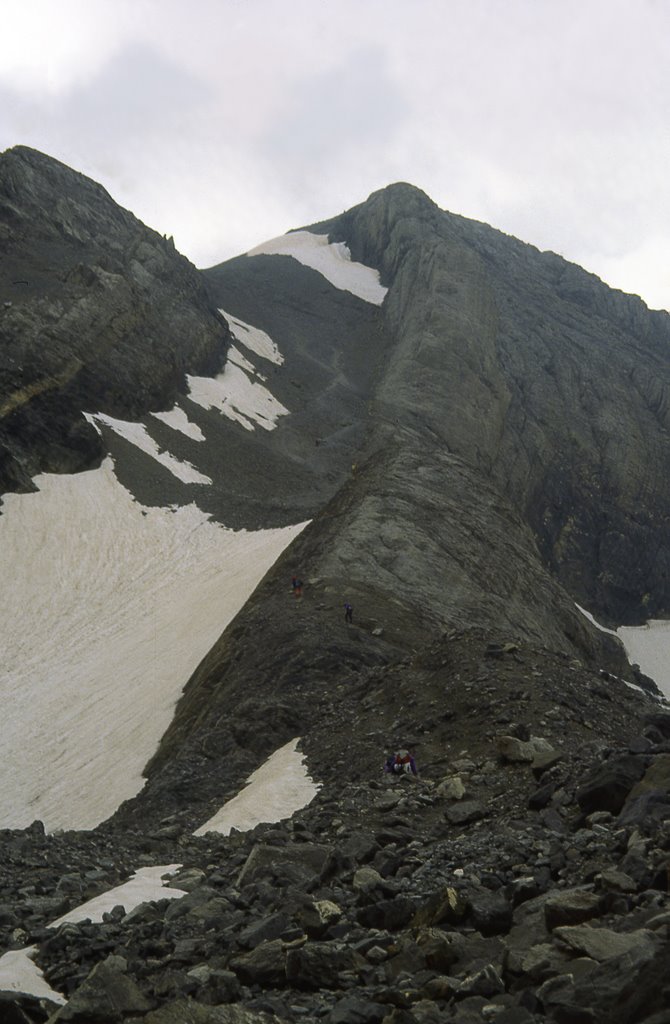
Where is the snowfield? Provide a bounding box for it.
[185,310,288,431]
[247,230,388,305]
[50,865,186,928]
[0,947,66,1006]
[0,459,306,831]
[0,865,187,1006]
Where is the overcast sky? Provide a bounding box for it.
[1,0,668,310]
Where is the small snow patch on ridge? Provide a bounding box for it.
[87,413,211,483]
[152,406,205,442]
[575,604,618,638]
[51,865,186,927]
[220,309,284,365]
[247,230,387,305]
[194,737,320,836]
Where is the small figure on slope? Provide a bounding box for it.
[344,601,353,624]
[291,575,303,598]
[384,749,418,777]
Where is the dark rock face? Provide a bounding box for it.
[310,183,670,623]
[0,146,227,496]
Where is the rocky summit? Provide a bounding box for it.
[2,148,670,1023]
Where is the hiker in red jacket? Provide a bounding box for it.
[384,749,418,776]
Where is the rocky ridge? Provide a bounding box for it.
[305,183,670,624]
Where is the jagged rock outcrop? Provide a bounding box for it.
[0,146,227,495]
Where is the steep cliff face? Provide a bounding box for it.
[0,146,227,495]
[310,184,670,623]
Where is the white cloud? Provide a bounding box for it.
[594,235,670,311]
[0,0,141,94]
[0,0,669,308]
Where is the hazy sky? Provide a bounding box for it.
[1,0,668,310]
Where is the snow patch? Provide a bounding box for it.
[247,230,387,305]
[576,604,670,700]
[220,309,284,365]
[0,866,187,1004]
[187,361,288,432]
[0,947,66,1005]
[194,737,320,836]
[228,344,258,376]
[0,460,307,830]
[88,413,211,483]
[51,865,186,927]
[151,406,205,442]
[575,604,619,638]
[618,620,670,700]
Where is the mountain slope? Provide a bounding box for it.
[3,154,670,1024]
[112,180,670,824]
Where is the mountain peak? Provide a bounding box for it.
[367,180,436,204]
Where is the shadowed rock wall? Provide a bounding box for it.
[0,146,227,495]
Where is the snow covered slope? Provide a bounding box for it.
[0,458,305,832]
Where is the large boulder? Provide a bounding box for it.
[237,843,331,887]
[445,800,487,825]
[576,754,647,814]
[544,889,603,930]
[468,891,513,936]
[619,754,670,826]
[496,736,555,764]
[228,940,286,986]
[553,925,659,962]
[141,1001,284,1023]
[285,943,366,990]
[47,955,153,1021]
[357,895,416,930]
